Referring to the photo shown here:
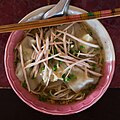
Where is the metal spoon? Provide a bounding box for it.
[43,0,71,19]
[26,0,71,22]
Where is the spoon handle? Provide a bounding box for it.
[43,0,71,19]
[60,0,71,15]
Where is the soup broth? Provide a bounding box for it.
[14,22,104,104]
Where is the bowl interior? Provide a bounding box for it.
[4,5,115,115]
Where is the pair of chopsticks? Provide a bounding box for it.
[0,8,120,33]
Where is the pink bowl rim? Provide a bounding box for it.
[4,31,115,115]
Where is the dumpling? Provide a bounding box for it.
[67,66,94,93]
[20,36,35,61]
[80,34,94,53]
[16,62,24,82]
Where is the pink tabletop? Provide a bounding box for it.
[0,0,120,88]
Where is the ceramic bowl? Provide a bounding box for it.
[4,5,115,115]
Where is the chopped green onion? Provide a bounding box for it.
[54,47,58,54]
[39,95,47,102]
[39,66,45,73]
[62,74,66,79]
[55,38,59,42]
[53,65,57,71]
[92,63,97,70]
[62,74,77,82]
[42,67,45,71]
[95,48,100,51]
[59,60,63,64]
[64,77,71,82]
[80,45,85,49]
[69,74,77,80]
[87,29,93,36]
[70,49,79,55]
[70,49,74,54]
[31,76,36,80]
[101,58,104,64]
[22,81,27,89]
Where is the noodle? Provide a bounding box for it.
[15,22,104,104]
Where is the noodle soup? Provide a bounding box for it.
[14,22,104,104]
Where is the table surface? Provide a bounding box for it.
[0,88,119,120]
[0,0,120,119]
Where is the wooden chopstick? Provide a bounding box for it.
[0,8,120,33]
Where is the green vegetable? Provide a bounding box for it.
[62,74,66,79]
[101,58,104,64]
[22,81,27,88]
[42,67,45,71]
[54,47,58,54]
[70,49,74,54]
[14,57,19,66]
[80,45,85,49]
[39,66,45,73]
[70,49,79,55]
[69,74,77,80]
[53,65,57,71]
[59,60,63,64]
[13,48,16,53]
[75,50,79,53]
[64,77,71,82]
[92,63,97,70]
[62,74,77,82]
[31,76,36,80]
[87,29,93,36]
[39,95,47,102]
[95,48,100,51]
[55,38,59,42]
